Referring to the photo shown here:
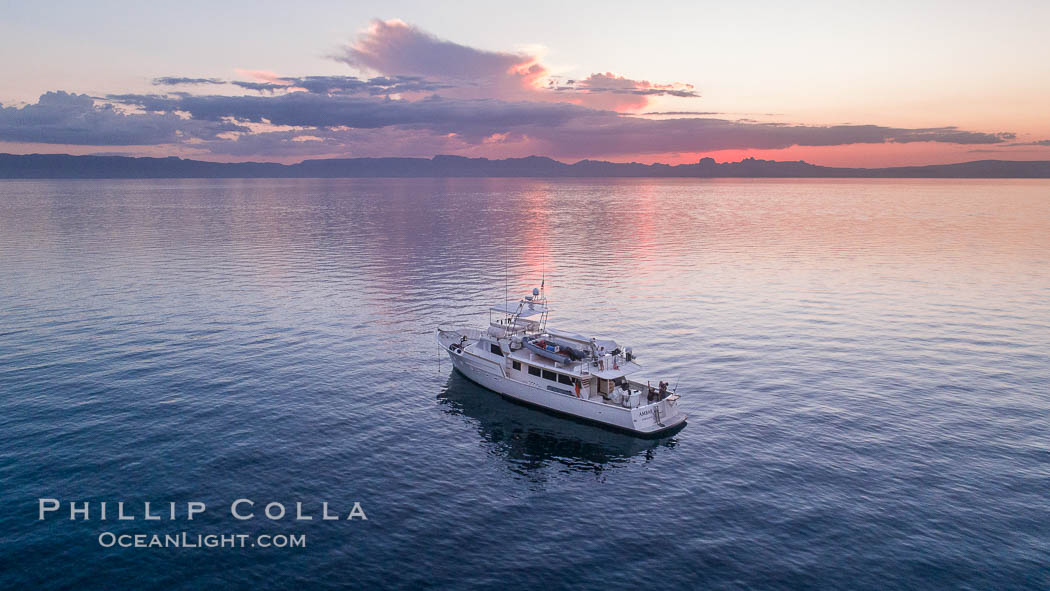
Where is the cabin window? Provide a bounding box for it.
[542,370,557,382]
[512,360,521,371]
[528,365,541,377]
[558,374,574,385]
[598,379,611,395]
[490,343,503,356]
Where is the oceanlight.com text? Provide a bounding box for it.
[97,531,306,549]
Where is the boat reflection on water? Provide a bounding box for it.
[437,371,680,481]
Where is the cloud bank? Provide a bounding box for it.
[0,91,245,145]
[0,19,1021,161]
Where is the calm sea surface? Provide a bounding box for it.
[1,178,1048,589]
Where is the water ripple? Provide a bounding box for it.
[1,178,1048,590]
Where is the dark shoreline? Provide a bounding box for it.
[3,152,1050,179]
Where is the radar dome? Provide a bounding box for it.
[533,288,540,296]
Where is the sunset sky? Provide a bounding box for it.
[1,0,1048,167]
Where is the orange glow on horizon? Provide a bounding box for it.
[609,143,1050,168]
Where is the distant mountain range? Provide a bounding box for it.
[2,153,1050,179]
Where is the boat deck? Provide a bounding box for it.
[438,325,670,411]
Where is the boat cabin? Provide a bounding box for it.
[468,299,655,408]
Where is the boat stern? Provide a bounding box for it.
[630,394,687,435]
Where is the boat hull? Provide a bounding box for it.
[443,343,687,437]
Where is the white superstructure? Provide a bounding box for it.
[436,287,687,436]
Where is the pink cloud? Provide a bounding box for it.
[234,69,295,86]
[334,20,694,111]
[551,72,699,111]
[335,19,547,101]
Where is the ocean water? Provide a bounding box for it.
[1,178,1048,590]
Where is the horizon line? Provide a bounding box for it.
[2,152,1050,180]
[4,152,1050,170]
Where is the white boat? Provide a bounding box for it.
[435,286,687,436]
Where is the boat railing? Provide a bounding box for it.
[597,379,674,409]
[585,351,631,371]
